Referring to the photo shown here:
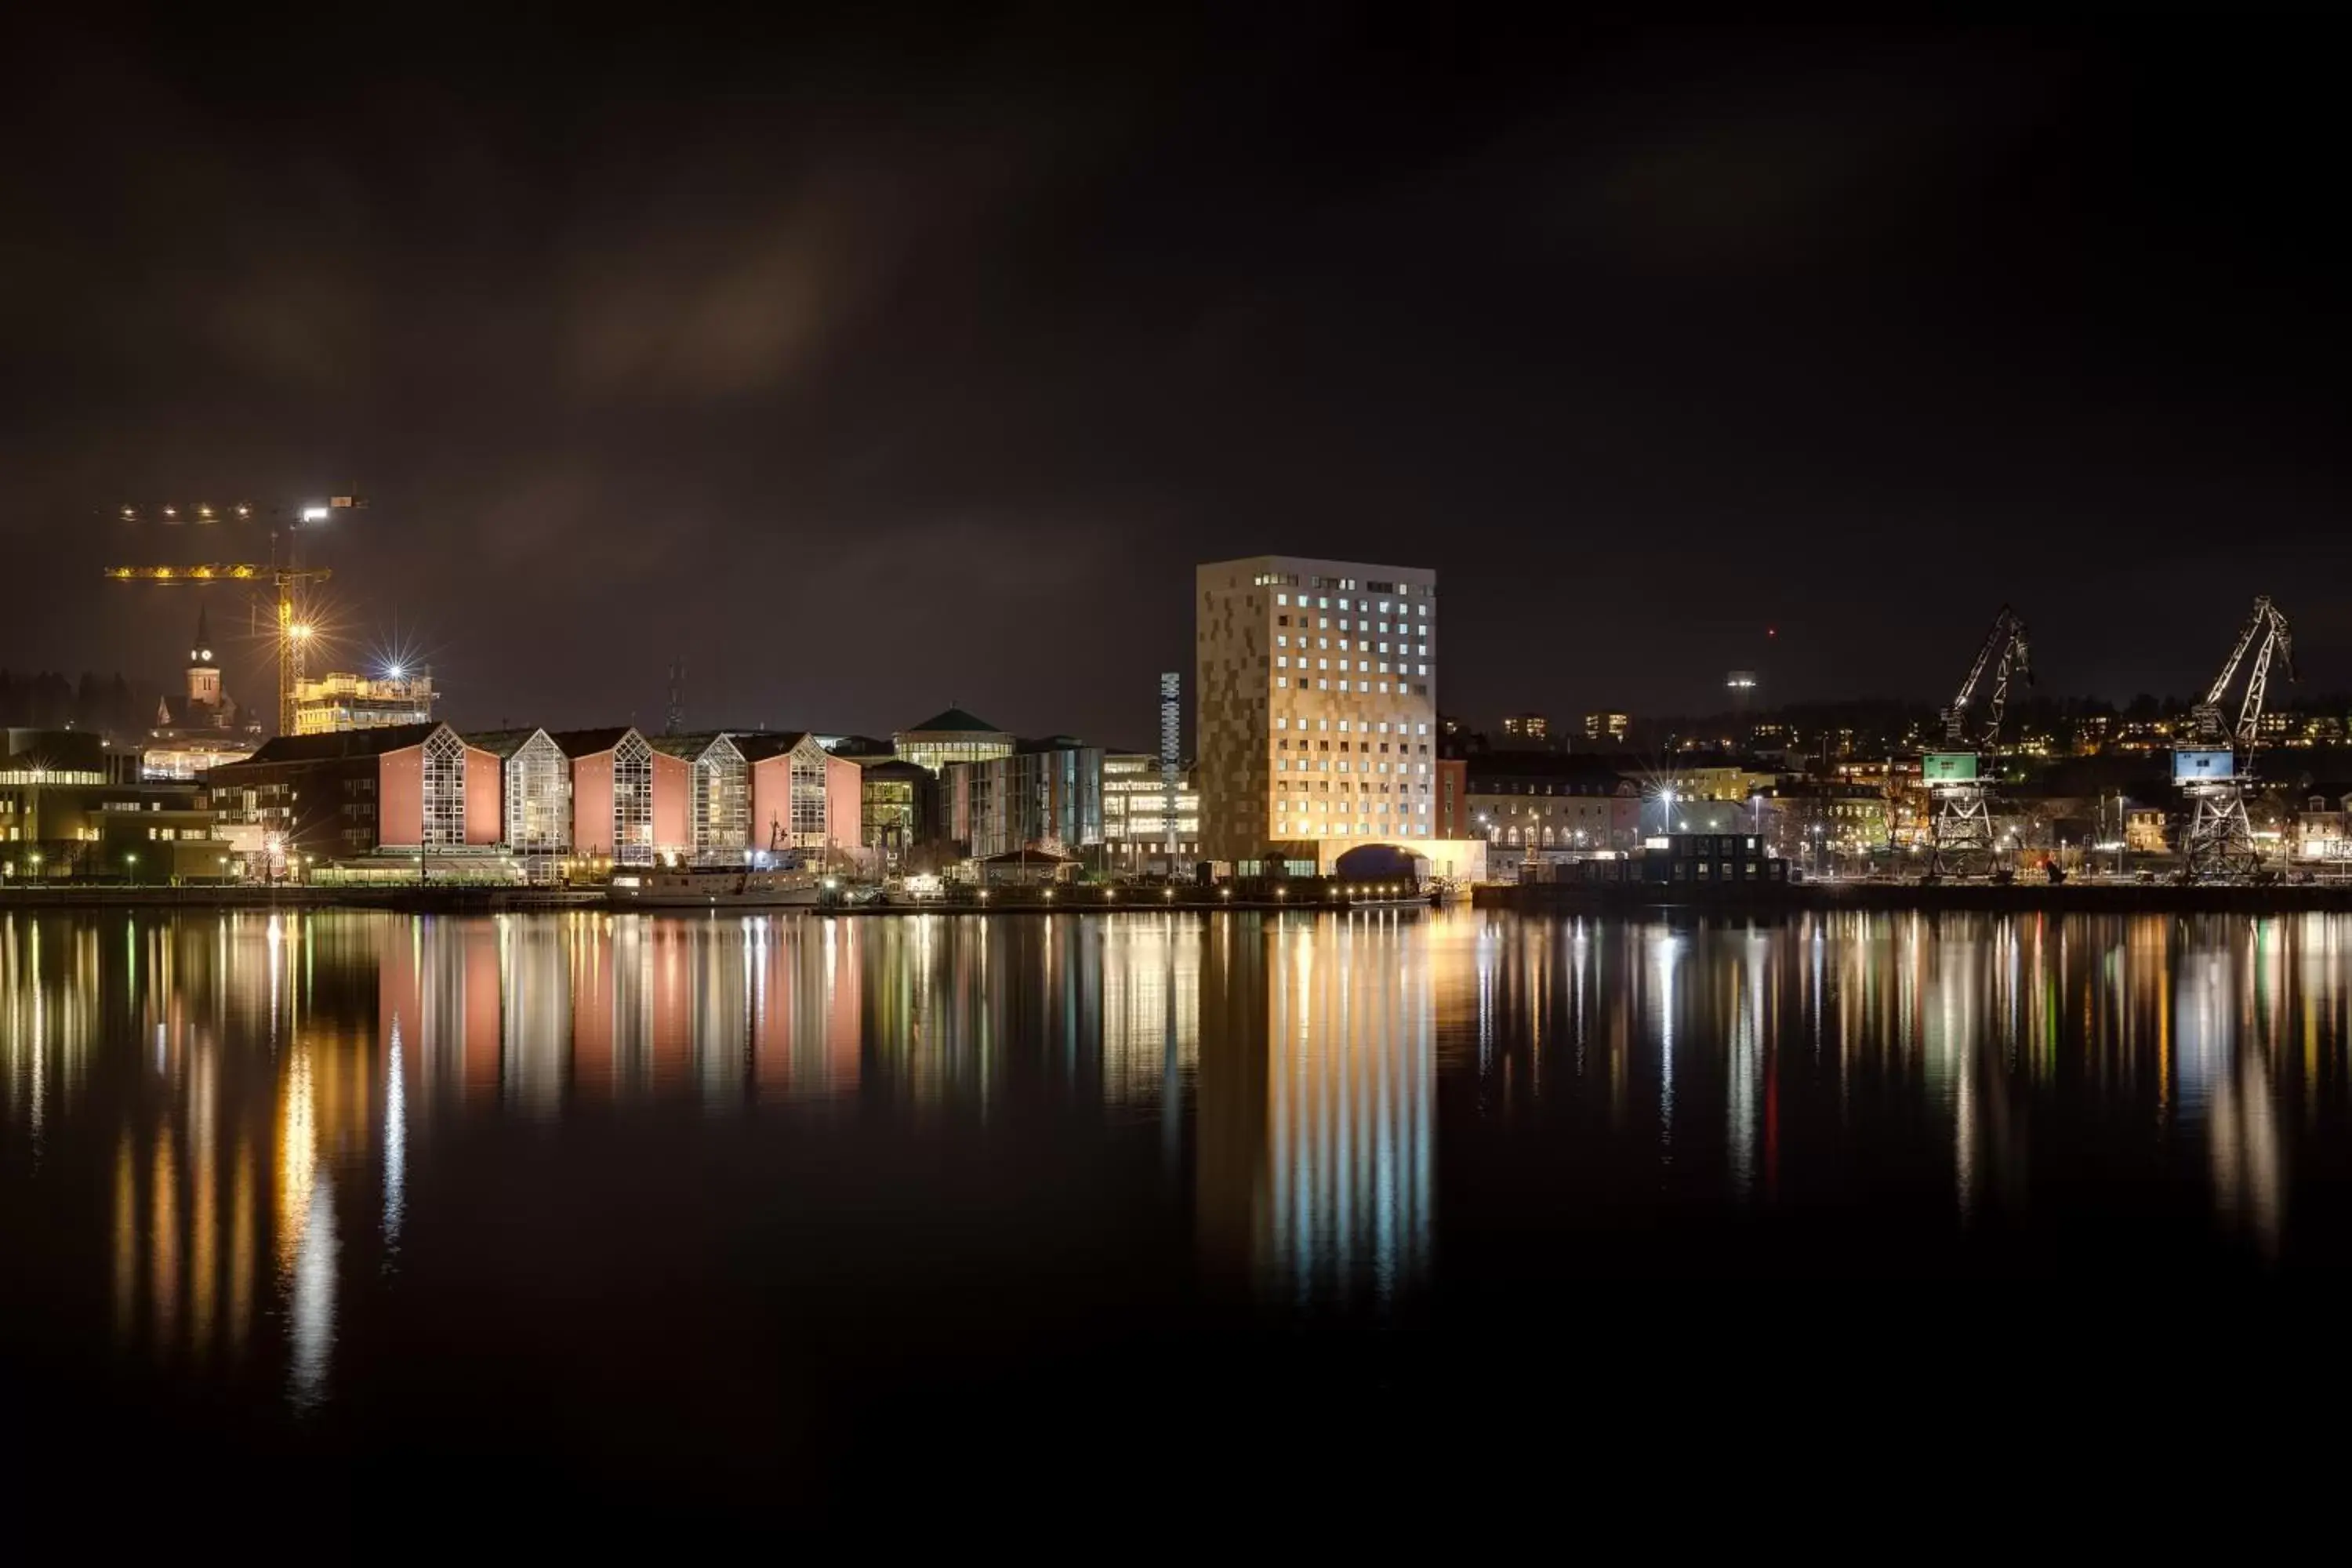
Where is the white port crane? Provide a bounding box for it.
[2176,596,2293,882]
[1927,604,2031,877]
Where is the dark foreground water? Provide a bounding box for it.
[5,906,2352,1519]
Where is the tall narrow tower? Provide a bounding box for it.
[1158,671,1181,862]
[187,604,223,713]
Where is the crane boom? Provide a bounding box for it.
[2190,595,2293,750]
[1941,605,2032,747]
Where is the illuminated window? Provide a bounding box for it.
[422,727,468,847]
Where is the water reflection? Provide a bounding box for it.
[5,906,2352,1416]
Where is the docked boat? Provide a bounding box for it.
[608,864,822,908]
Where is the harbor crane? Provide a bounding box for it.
[104,496,362,736]
[2176,595,2294,882]
[1926,604,2032,877]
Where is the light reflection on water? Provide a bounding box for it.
[3,906,2350,1422]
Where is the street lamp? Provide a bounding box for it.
[125,851,139,887]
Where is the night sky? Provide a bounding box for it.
[3,13,2345,746]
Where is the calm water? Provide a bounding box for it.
[6,906,2352,1512]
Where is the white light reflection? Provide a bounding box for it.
[289,1169,337,1410]
[1648,927,1681,1162]
[383,1017,405,1258]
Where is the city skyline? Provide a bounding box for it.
[3,17,2347,741]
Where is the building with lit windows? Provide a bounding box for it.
[1583,711,1631,744]
[644,730,862,866]
[1435,757,1468,837]
[1,728,227,881]
[941,738,1103,862]
[467,728,570,870]
[1501,713,1551,742]
[548,728,665,867]
[205,722,503,860]
[1102,751,1200,871]
[893,707,1014,774]
[292,670,438,735]
[1196,556,1475,877]
[742,732,862,861]
[854,758,932,869]
[1465,755,1641,853]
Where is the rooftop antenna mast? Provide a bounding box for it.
[666,657,685,737]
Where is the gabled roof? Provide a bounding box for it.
[733,730,815,762]
[216,722,445,768]
[463,728,547,760]
[647,731,727,760]
[546,726,637,759]
[898,706,1005,736]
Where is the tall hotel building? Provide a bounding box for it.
[1198,555,1469,876]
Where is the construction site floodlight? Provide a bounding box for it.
[300,506,330,522]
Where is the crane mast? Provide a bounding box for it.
[1928,605,2032,877]
[2178,596,2294,882]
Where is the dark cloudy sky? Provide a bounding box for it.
[3,11,2345,746]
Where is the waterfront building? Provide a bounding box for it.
[1755,781,1893,866]
[292,670,438,735]
[468,728,571,865]
[1434,757,1468,838]
[855,758,932,869]
[2296,793,2352,864]
[894,707,1014,775]
[942,739,1103,862]
[641,730,858,864]
[653,733,753,863]
[1102,751,1199,871]
[742,732,860,860]
[546,728,664,867]
[206,722,503,860]
[1465,753,1641,852]
[2,728,225,880]
[976,847,1080,887]
[1196,555,1462,875]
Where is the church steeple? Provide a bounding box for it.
[187,603,223,717]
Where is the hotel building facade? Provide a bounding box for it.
[1196,555,1475,877]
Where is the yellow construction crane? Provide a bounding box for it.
[105,497,362,735]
